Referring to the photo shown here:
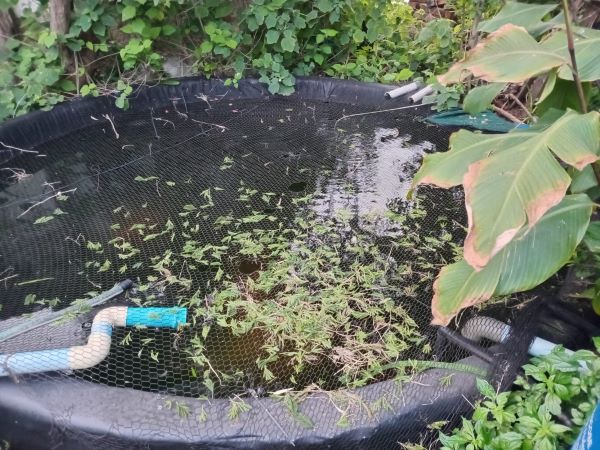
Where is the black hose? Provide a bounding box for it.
[437,327,495,364]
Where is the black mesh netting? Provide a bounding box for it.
[0,78,540,449]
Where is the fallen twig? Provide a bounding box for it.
[1,168,31,183]
[150,108,160,139]
[334,104,431,128]
[190,119,229,132]
[492,105,523,124]
[102,114,120,139]
[508,93,535,122]
[18,188,77,218]
[0,141,39,154]
[153,117,176,129]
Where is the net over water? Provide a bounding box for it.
[0,84,519,449]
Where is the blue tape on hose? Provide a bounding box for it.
[125,307,187,328]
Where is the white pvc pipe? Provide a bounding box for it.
[409,85,434,104]
[384,82,419,99]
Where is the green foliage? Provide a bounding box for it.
[424,83,464,111]
[440,344,600,449]
[0,0,466,119]
[413,19,461,78]
[430,195,592,325]
[413,2,600,324]
[0,19,70,120]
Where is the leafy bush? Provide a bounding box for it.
[440,342,600,450]
[0,0,466,122]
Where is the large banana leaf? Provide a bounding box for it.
[440,25,566,85]
[441,25,600,86]
[463,110,600,269]
[432,194,593,325]
[541,28,600,82]
[478,1,557,35]
[412,129,532,188]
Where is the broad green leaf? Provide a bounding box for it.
[281,36,296,52]
[122,5,136,22]
[535,70,590,115]
[265,29,280,45]
[584,221,600,252]
[412,130,531,188]
[541,28,600,82]
[478,1,557,35]
[431,258,500,326]
[493,194,591,294]
[440,25,566,85]
[463,110,599,269]
[535,71,591,114]
[432,194,592,325]
[570,166,597,194]
[463,83,506,114]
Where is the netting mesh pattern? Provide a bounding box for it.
[0,80,532,449]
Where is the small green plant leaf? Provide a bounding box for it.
[476,378,496,398]
[265,29,280,45]
[281,36,296,52]
[34,215,55,224]
[122,5,136,22]
[463,83,505,115]
[316,0,333,13]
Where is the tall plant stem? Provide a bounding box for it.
[561,0,587,114]
[560,0,600,184]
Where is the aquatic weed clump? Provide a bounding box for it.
[186,209,428,390]
[43,176,458,397]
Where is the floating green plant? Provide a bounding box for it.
[46,178,460,399]
[182,203,455,392]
